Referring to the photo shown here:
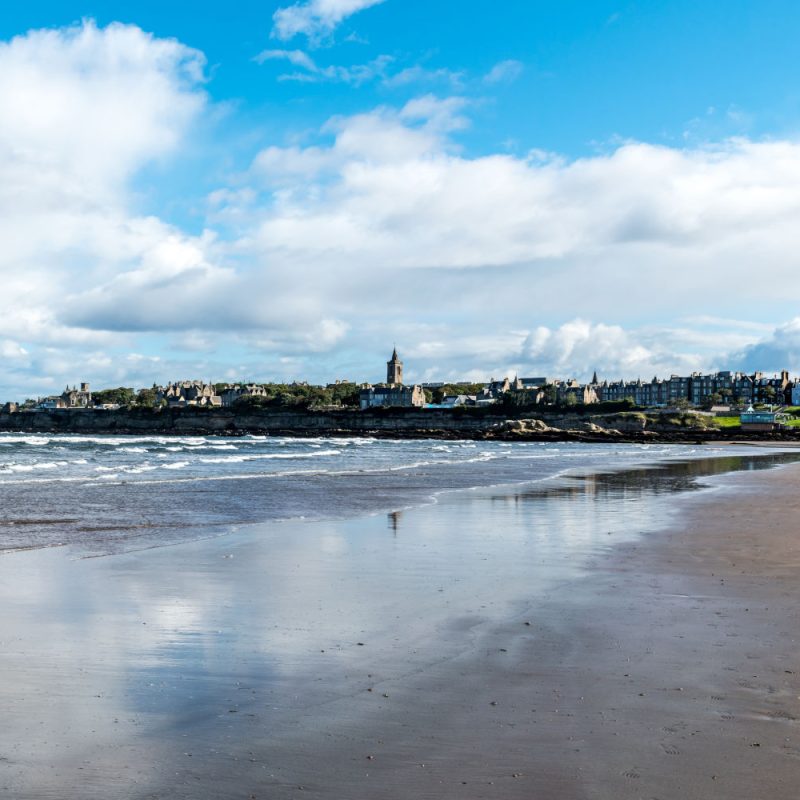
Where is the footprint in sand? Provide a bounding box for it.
[720,713,735,720]
[623,769,641,779]
[766,709,797,721]
[660,744,680,756]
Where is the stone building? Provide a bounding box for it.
[387,348,403,385]
[62,383,92,408]
[37,383,93,410]
[360,348,425,409]
[360,384,426,410]
[220,384,269,407]
[156,381,221,408]
[595,370,793,408]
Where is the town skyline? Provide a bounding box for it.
[7,356,799,412]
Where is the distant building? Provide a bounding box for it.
[360,384,425,410]
[156,381,221,408]
[62,383,92,408]
[360,348,425,409]
[595,370,794,408]
[740,405,784,432]
[220,384,269,407]
[426,394,477,409]
[387,348,403,385]
[555,379,598,405]
[36,383,92,410]
[515,377,550,390]
[474,377,511,404]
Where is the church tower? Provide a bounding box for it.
[387,347,403,385]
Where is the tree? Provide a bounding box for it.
[92,387,136,407]
[432,383,486,403]
[703,392,723,410]
[136,387,158,408]
[327,382,360,407]
[502,390,536,409]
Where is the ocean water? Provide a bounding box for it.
[0,433,783,554]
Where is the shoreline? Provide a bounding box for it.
[2,406,800,444]
[0,452,798,797]
[1,441,796,560]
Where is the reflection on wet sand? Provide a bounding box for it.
[489,451,800,506]
[387,510,402,534]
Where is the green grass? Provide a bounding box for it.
[713,416,742,429]
[782,418,800,428]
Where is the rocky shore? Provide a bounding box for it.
[0,405,797,443]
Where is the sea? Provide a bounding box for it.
[0,433,786,556]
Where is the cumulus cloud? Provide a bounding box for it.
[0,20,205,194]
[209,97,800,383]
[0,21,212,352]
[729,318,800,372]
[243,101,800,305]
[0,21,231,396]
[4,21,800,397]
[272,0,386,44]
[517,320,709,381]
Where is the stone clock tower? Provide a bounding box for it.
[386,347,403,385]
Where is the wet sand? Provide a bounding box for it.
[0,455,799,798]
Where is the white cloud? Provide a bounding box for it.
[0,340,28,361]
[0,21,209,336]
[243,103,800,305]
[255,49,465,90]
[519,320,701,380]
[729,318,800,372]
[4,21,800,397]
[483,59,523,85]
[383,65,464,89]
[254,48,319,71]
[0,21,218,396]
[0,20,205,195]
[255,48,392,84]
[272,0,386,44]
[202,98,800,383]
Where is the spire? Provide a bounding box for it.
[387,345,403,385]
[591,370,598,385]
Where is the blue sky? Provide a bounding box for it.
[1,1,800,397]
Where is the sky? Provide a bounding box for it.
[2,0,800,398]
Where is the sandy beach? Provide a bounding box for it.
[0,453,798,798]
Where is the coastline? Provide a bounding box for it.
[2,405,800,443]
[0,453,798,798]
